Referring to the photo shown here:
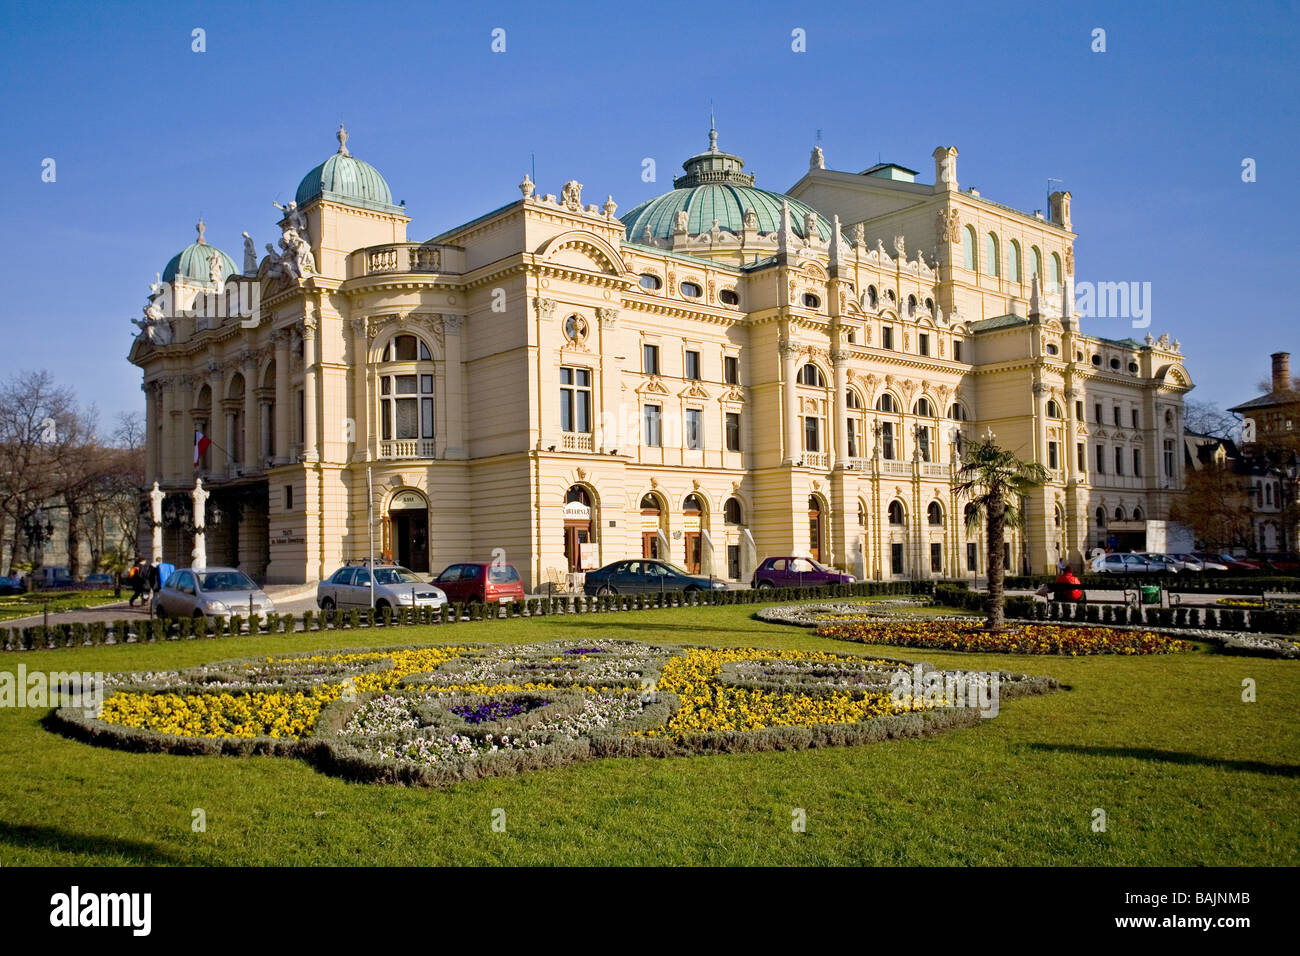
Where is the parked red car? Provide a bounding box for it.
[433,562,526,604]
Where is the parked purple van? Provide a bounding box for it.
[751,556,855,589]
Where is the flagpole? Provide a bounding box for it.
[367,464,375,610]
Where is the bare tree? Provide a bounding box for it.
[1183,400,1241,441]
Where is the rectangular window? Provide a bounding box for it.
[882,326,894,350]
[1075,400,1084,420]
[284,484,294,511]
[930,542,942,573]
[966,542,977,572]
[559,367,592,433]
[1133,448,1142,476]
[685,408,703,450]
[725,412,741,452]
[1164,439,1175,477]
[296,389,305,443]
[1048,441,1059,470]
[953,340,963,362]
[685,350,701,381]
[847,419,858,458]
[395,399,419,440]
[891,543,904,575]
[1077,442,1086,472]
[421,398,435,439]
[882,422,895,460]
[1131,409,1140,428]
[724,355,739,385]
[1096,444,1105,474]
[1114,446,1124,476]
[643,405,661,446]
[1094,403,1102,423]
[1113,406,1121,426]
[846,329,856,344]
[919,334,930,357]
[643,344,659,375]
[804,416,820,453]
[919,426,931,462]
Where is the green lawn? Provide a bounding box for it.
[0,604,1296,866]
[0,588,121,622]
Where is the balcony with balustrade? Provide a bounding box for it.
[379,439,437,460]
[346,242,466,280]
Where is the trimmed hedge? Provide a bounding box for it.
[1005,573,1300,595]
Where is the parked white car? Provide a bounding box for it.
[1177,553,1226,571]
[154,568,276,620]
[1089,553,1158,574]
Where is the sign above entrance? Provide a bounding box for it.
[563,501,591,521]
[391,491,425,511]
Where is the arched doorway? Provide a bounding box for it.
[807,495,823,562]
[385,488,429,572]
[563,485,596,571]
[640,493,666,559]
[683,493,706,573]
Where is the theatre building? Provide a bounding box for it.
[128,125,1192,587]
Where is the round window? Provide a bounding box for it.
[638,273,662,291]
[1128,361,1139,373]
[1046,343,1059,355]
[680,281,702,298]
[802,293,821,309]
[719,289,739,306]
[1110,358,1121,370]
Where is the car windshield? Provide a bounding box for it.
[197,571,256,591]
[373,568,422,585]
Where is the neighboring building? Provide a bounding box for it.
[127,125,1194,587]
[1225,351,1300,552]
[1182,432,1291,554]
[1229,351,1300,451]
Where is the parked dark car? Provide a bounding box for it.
[751,556,855,589]
[1195,552,1260,572]
[583,559,728,596]
[1260,555,1300,573]
[0,576,21,595]
[434,562,526,604]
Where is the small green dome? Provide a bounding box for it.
[296,124,398,211]
[161,221,240,284]
[621,129,839,244]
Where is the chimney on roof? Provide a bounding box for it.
[1272,351,1291,392]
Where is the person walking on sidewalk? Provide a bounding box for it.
[127,558,148,607]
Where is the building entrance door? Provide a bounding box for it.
[684,533,701,573]
[387,490,430,573]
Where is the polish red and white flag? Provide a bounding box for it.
[194,431,212,467]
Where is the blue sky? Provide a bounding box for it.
[1,0,1295,427]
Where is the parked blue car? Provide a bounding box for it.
[583,559,727,596]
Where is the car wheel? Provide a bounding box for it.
[596,585,614,596]
[683,585,700,594]
[155,604,166,620]
[756,581,773,590]
[375,599,391,613]
[191,609,205,619]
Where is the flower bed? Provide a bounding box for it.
[817,620,1195,655]
[52,638,1058,786]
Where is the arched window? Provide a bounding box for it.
[857,499,866,527]
[985,232,1000,277]
[723,497,744,525]
[379,335,435,446]
[798,364,826,387]
[927,501,944,525]
[640,494,661,511]
[865,285,878,309]
[1133,506,1145,521]
[913,398,932,417]
[1046,400,1062,418]
[1114,506,1126,521]
[1054,504,1064,528]
[1050,253,1063,292]
[948,403,968,421]
[683,493,705,514]
[1096,507,1106,528]
[845,389,862,409]
[907,294,917,316]
[888,500,906,525]
[963,225,977,270]
[1031,245,1043,281]
[965,502,979,527]
[876,393,896,413]
[924,297,934,314]
[1008,240,1022,283]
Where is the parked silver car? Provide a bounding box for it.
[317,564,447,612]
[1136,552,1186,573]
[1089,553,1159,574]
[154,567,275,620]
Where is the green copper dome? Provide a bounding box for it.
[295,124,400,211]
[161,221,240,284]
[621,129,838,243]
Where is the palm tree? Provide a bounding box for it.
[956,432,1049,631]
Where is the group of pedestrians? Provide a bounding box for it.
[126,557,162,607]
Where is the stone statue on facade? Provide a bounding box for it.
[673,210,690,235]
[561,180,583,211]
[207,249,225,286]
[132,289,173,345]
[273,200,309,238]
[242,232,258,275]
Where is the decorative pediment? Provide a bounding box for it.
[535,230,626,275]
[636,378,670,396]
[679,383,711,400]
[719,387,745,405]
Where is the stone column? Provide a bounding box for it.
[832,349,850,469]
[443,314,467,458]
[780,339,800,464]
[224,406,238,472]
[273,331,290,463]
[175,375,195,484]
[302,315,319,461]
[243,352,259,470]
[351,318,369,461]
